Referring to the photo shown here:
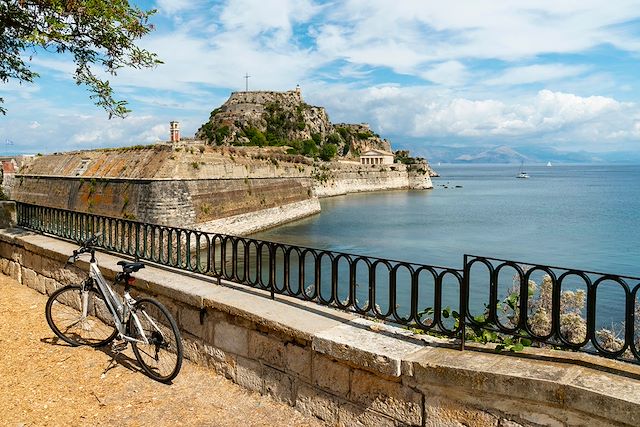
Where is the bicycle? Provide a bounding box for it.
[45,234,183,383]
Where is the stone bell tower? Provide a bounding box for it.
[170,121,180,143]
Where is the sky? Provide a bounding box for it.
[2,0,640,161]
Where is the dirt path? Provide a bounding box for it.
[0,274,324,426]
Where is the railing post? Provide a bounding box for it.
[460,255,469,351]
[269,242,276,300]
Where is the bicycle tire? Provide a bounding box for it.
[129,297,183,383]
[45,285,118,347]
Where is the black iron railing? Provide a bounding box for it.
[15,202,640,363]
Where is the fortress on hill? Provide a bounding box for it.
[195,86,396,161]
[8,88,433,235]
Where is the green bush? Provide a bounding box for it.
[302,139,318,157]
[326,133,341,145]
[311,132,322,145]
[319,143,337,161]
[243,127,267,147]
[336,127,349,140]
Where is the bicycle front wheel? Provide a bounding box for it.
[129,298,183,383]
[45,285,118,347]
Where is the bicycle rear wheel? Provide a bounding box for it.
[129,298,183,383]
[45,285,118,347]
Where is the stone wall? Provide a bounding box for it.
[1,229,638,427]
[9,147,433,235]
[313,162,433,198]
[11,175,315,227]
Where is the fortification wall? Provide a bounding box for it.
[11,147,432,234]
[11,176,315,227]
[313,163,433,198]
[1,229,638,427]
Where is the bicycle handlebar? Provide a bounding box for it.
[67,233,102,264]
[79,232,102,249]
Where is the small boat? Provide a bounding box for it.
[516,161,529,178]
[547,161,552,167]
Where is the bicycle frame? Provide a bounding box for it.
[85,259,150,345]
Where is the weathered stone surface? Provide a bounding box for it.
[313,354,350,398]
[10,261,22,282]
[0,201,16,228]
[337,402,397,427]
[350,369,422,425]
[203,343,236,380]
[197,199,321,236]
[295,383,340,424]
[201,280,354,343]
[180,333,207,366]
[313,318,424,377]
[423,394,499,427]
[23,250,43,273]
[214,321,249,357]
[236,356,263,393]
[498,419,524,427]
[249,331,286,369]
[286,343,312,380]
[43,277,60,295]
[264,366,294,404]
[21,267,37,290]
[178,306,205,339]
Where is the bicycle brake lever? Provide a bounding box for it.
[66,250,78,265]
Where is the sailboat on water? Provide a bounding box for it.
[547,161,552,167]
[516,161,529,179]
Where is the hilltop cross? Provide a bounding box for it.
[244,73,250,92]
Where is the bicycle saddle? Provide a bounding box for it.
[117,260,145,273]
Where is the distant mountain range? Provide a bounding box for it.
[404,143,640,164]
[453,146,528,163]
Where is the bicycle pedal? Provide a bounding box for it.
[111,341,128,352]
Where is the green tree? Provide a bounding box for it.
[302,139,318,157]
[1,0,160,117]
[319,143,337,161]
[311,132,322,145]
[243,127,267,146]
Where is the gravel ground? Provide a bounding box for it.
[0,273,324,427]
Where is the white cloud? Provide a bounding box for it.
[485,64,590,86]
[421,61,469,86]
[314,0,640,72]
[156,0,194,14]
[6,0,640,155]
[308,85,636,148]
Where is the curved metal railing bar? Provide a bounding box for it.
[14,202,639,363]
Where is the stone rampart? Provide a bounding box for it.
[1,228,638,427]
[11,175,315,227]
[313,162,433,198]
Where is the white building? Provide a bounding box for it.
[359,149,394,165]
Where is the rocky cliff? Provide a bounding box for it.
[196,88,392,159]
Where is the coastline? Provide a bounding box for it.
[196,198,321,236]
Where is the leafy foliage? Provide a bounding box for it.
[1,0,161,117]
[319,143,337,161]
[242,127,267,146]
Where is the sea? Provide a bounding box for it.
[252,164,640,328]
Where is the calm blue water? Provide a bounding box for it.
[255,164,639,277]
[252,164,640,326]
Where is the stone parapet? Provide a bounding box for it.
[1,229,638,426]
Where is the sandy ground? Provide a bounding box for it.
[0,273,324,426]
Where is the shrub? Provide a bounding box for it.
[319,143,337,161]
[302,139,318,157]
